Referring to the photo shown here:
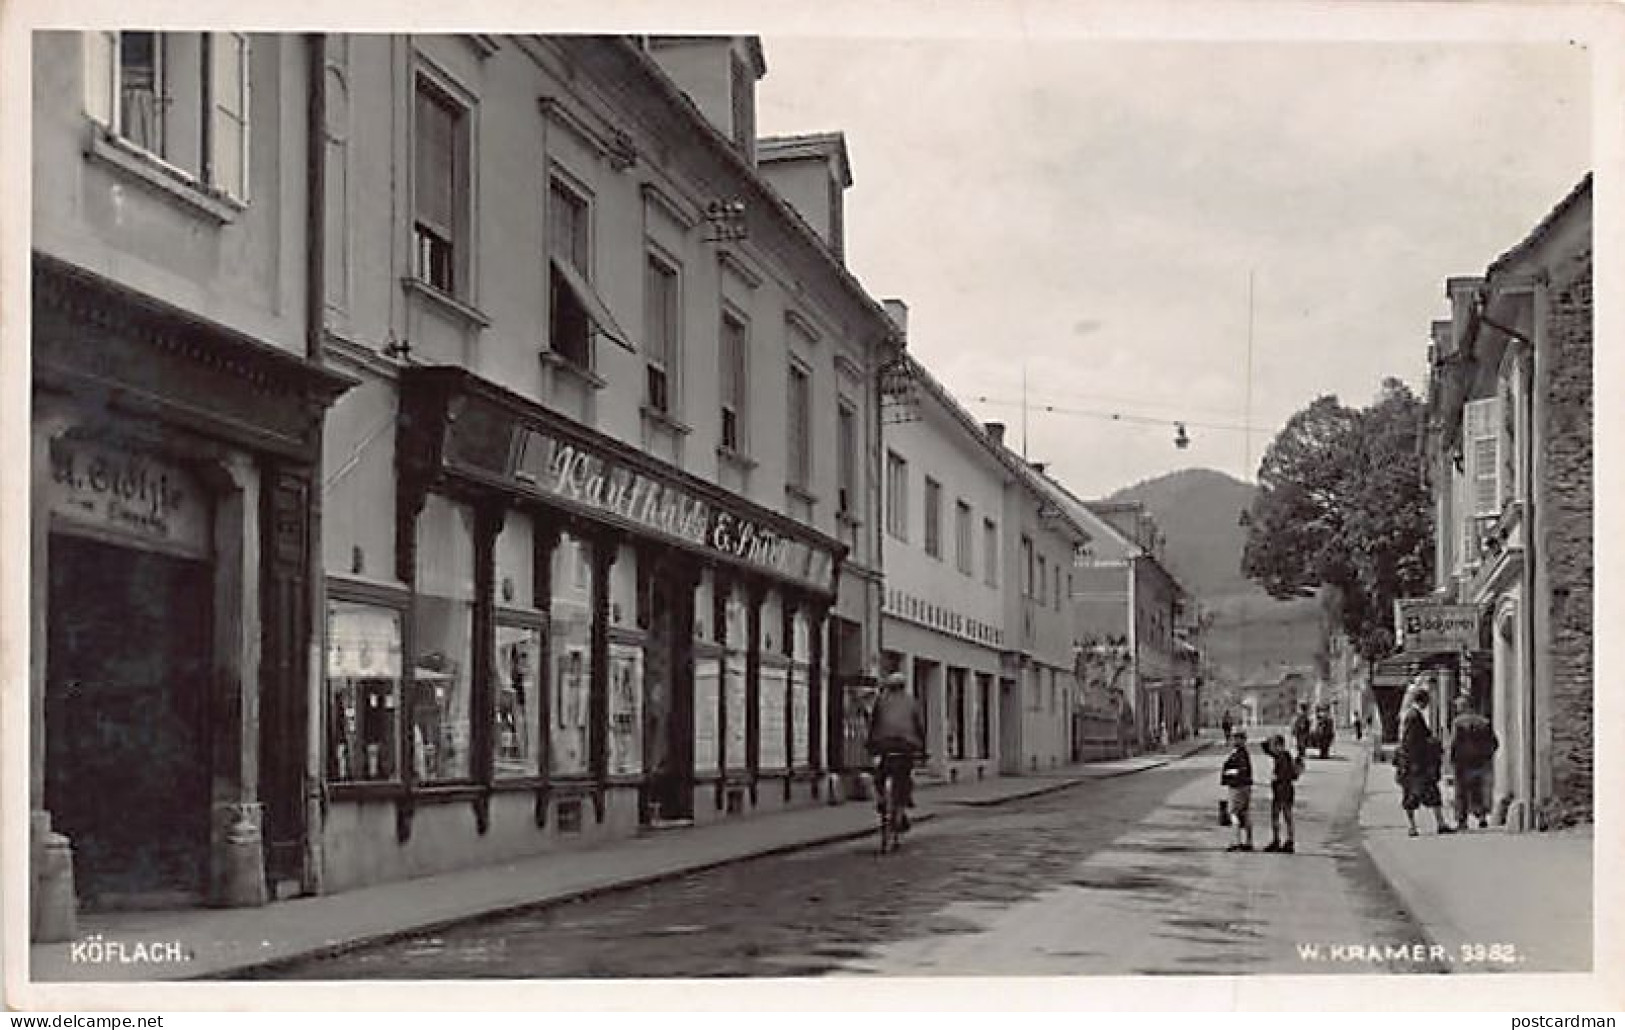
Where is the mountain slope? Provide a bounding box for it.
[1108,468,1323,684]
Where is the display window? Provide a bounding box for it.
[607,641,643,775]
[326,598,405,783]
[550,531,593,776]
[723,585,748,770]
[493,622,542,777]
[791,610,812,767]
[494,517,542,779]
[412,494,475,783]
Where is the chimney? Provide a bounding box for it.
[984,422,1006,446]
[648,37,766,163]
[757,133,853,260]
[882,298,909,339]
[1444,276,1482,356]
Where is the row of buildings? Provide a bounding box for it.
[1383,174,1593,833]
[28,31,1198,938]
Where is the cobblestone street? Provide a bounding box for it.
[257,746,1426,979]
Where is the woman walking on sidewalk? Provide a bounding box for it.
[1395,683,1455,837]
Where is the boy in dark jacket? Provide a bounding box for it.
[1220,730,1254,852]
[1262,734,1299,853]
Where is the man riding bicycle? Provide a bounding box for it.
[867,671,927,831]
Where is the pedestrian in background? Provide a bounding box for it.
[1291,703,1311,763]
[1448,697,1499,830]
[1221,710,1234,744]
[1395,683,1455,837]
[1220,729,1254,852]
[1262,733,1299,853]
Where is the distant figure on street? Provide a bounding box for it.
[1353,710,1364,742]
[1262,733,1299,853]
[1220,729,1254,852]
[866,672,927,830]
[1395,684,1455,837]
[1448,699,1499,830]
[1291,703,1311,763]
[1312,705,1335,759]
[1220,711,1234,744]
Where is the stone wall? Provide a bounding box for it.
[1540,248,1593,827]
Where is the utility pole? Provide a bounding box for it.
[1244,268,1256,479]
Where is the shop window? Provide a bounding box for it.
[607,643,643,776]
[550,531,594,776]
[412,495,475,783]
[493,622,542,778]
[326,598,404,783]
[947,667,967,761]
[83,31,252,200]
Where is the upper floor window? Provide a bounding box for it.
[1038,554,1048,600]
[83,31,251,200]
[923,477,943,559]
[984,518,999,587]
[643,254,680,414]
[955,500,974,575]
[1464,396,1502,518]
[548,178,594,368]
[787,362,812,490]
[413,79,470,296]
[720,313,748,452]
[1021,535,1033,596]
[885,451,908,541]
[836,401,858,516]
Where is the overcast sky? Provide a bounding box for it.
[755,34,1591,499]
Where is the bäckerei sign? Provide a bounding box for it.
[1395,600,1480,653]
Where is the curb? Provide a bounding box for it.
[198,811,940,981]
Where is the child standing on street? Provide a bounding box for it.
[1220,729,1254,852]
[1262,734,1299,853]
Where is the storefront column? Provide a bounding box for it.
[531,518,559,827]
[589,531,618,822]
[745,577,764,806]
[469,502,505,834]
[30,411,75,942]
[808,605,827,783]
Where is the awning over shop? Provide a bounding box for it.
[550,256,636,353]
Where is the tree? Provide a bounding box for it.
[1241,378,1433,662]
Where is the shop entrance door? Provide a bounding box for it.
[642,569,695,823]
[45,534,213,908]
[999,677,1022,774]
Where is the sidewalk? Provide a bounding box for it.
[1358,746,1593,973]
[30,736,1212,983]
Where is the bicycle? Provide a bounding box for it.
[875,750,921,854]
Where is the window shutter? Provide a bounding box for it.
[84,32,115,125]
[415,86,457,236]
[1464,398,1500,517]
[209,33,250,198]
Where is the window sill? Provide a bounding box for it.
[402,276,492,329]
[540,350,608,390]
[717,445,758,471]
[785,483,819,506]
[84,126,246,224]
[640,404,693,436]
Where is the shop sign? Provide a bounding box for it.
[490,426,837,593]
[48,438,209,555]
[1394,600,1480,653]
